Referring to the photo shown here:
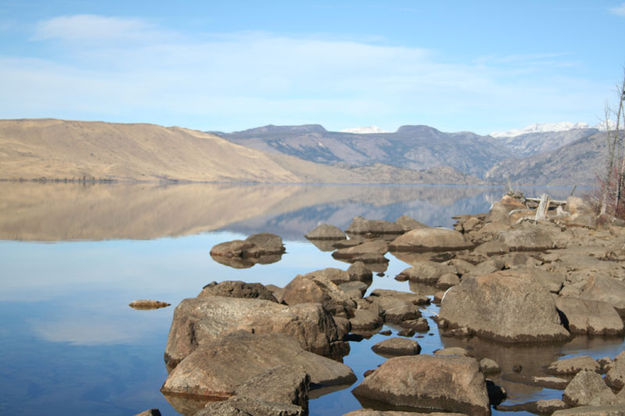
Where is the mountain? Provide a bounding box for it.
[491,128,599,158]
[489,122,594,137]
[0,119,481,184]
[218,124,513,178]
[485,130,608,185]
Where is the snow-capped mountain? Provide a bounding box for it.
[340,125,388,134]
[489,122,591,138]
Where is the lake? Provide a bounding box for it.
[0,182,619,416]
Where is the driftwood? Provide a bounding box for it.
[534,194,551,221]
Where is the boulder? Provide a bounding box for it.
[389,227,473,252]
[486,195,527,224]
[211,233,285,258]
[199,281,278,302]
[332,240,388,260]
[479,358,501,375]
[348,261,373,284]
[196,396,304,416]
[496,223,558,251]
[553,406,625,415]
[282,274,356,317]
[401,318,430,332]
[339,281,369,299]
[439,270,570,343]
[305,224,347,240]
[562,369,616,407]
[369,289,430,306]
[437,273,460,289]
[547,355,600,375]
[395,261,457,285]
[579,275,625,316]
[434,347,470,357]
[606,352,625,390]
[371,338,421,356]
[352,355,490,416]
[162,332,356,398]
[304,267,351,285]
[555,297,624,336]
[346,216,404,235]
[164,296,346,368]
[382,302,421,324]
[396,215,428,232]
[343,411,468,416]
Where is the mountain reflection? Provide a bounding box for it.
[0,182,574,241]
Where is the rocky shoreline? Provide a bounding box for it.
[139,193,625,416]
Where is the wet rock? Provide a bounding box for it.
[282,274,356,317]
[128,300,170,310]
[555,297,624,336]
[346,216,404,235]
[371,338,421,356]
[547,355,600,375]
[379,329,392,336]
[352,355,490,416]
[348,261,373,284]
[389,227,473,252]
[164,296,346,369]
[562,369,616,407]
[162,332,356,398]
[305,224,347,240]
[479,358,501,375]
[439,270,570,343]
[199,281,278,302]
[396,215,428,232]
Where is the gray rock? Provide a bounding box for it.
[352,355,490,416]
[556,297,624,335]
[162,332,356,398]
[164,296,345,369]
[305,224,347,240]
[389,227,473,252]
[199,281,278,302]
[562,369,616,407]
[439,270,570,343]
[371,338,421,356]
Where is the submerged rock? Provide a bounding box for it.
[352,355,490,416]
[128,299,170,310]
[439,270,570,343]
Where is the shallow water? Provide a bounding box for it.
[0,182,613,416]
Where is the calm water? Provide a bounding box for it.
[0,182,617,416]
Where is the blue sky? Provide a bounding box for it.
[1,0,624,133]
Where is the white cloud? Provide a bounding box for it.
[0,14,609,133]
[610,3,625,16]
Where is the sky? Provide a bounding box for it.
[1,0,624,134]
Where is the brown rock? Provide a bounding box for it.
[305,224,347,240]
[552,405,625,415]
[547,355,600,375]
[282,274,356,317]
[128,300,170,310]
[439,270,570,343]
[580,275,625,316]
[199,281,277,302]
[555,297,624,336]
[606,352,625,390]
[562,369,616,407]
[395,261,457,285]
[371,337,421,356]
[348,261,373,284]
[352,355,490,416]
[346,216,404,235]
[389,227,473,252]
[332,240,388,260]
[396,215,428,232]
[496,223,558,251]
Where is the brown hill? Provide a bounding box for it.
[0,119,483,184]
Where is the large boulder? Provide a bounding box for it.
[579,275,625,316]
[555,297,624,336]
[439,270,570,343]
[496,223,558,251]
[199,281,278,302]
[305,224,347,240]
[389,227,473,252]
[352,355,490,416]
[562,369,616,407]
[162,332,356,398]
[346,216,404,235]
[282,274,356,317]
[395,261,457,285]
[164,296,346,369]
